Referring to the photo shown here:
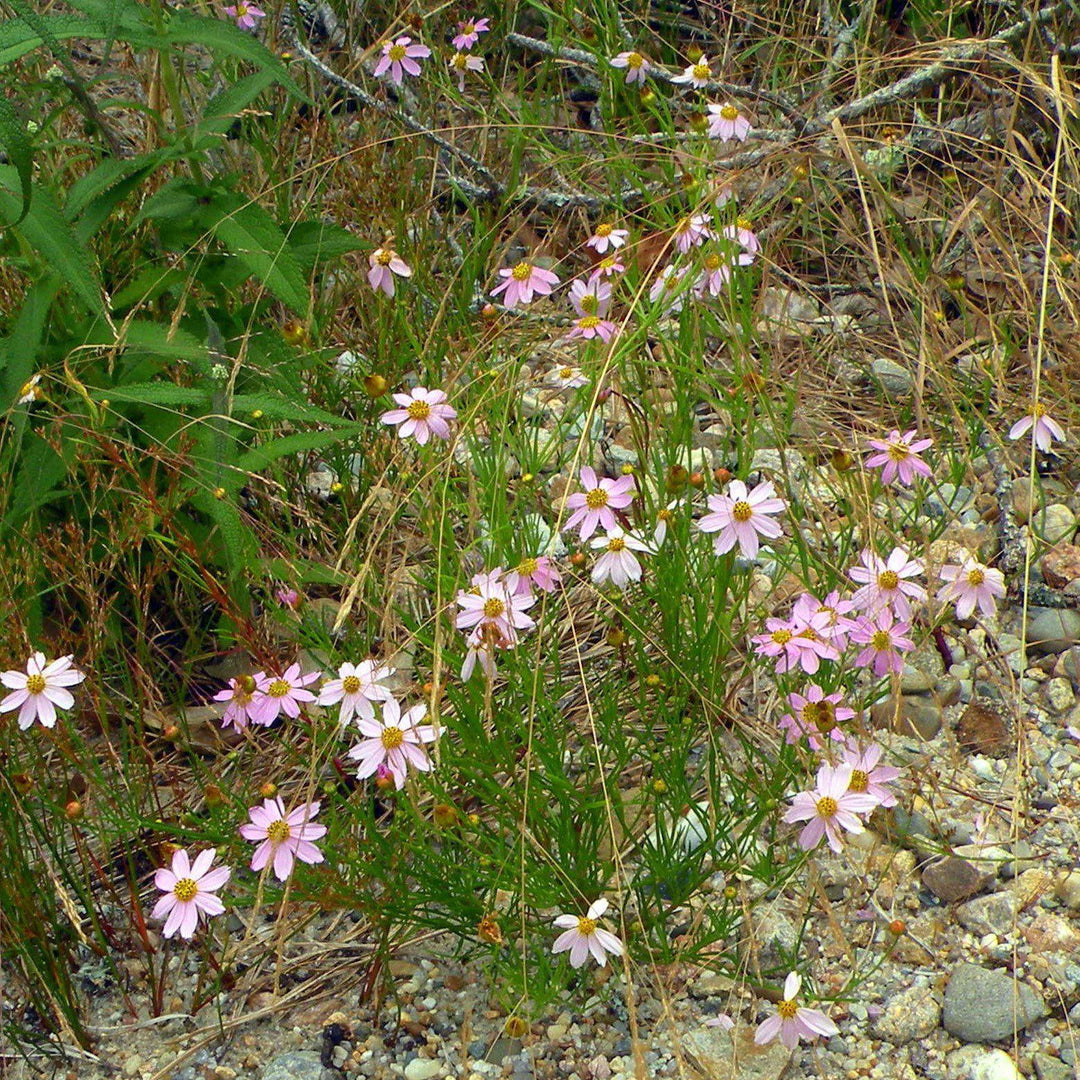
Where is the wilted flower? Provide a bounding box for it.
[347,697,437,788]
[491,261,560,307]
[240,798,326,881]
[552,898,623,967]
[17,374,41,404]
[451,16,489,51]
[374,36,431,85]
[1,652,85,730]
[367,247,412,296]
[152,848,230,939]
[1009,404,1066,452]
[591,527,650,589]
[783,763,877,853]
[673,212,713,253]
[212,673,265,730]
[707,102,750,141]
[777,684,855,749]
[865,429,933,486]
[697,479,785,559]
[610,51,650,84]
[449,51,484,90]
[381,386,457,445]
[722,218,760,265]
[563,466,636,540]
[754,972,839,1049]
[695,251,731,297]
[649,264,689,315]
[937,558,1006,620]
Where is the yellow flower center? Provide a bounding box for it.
[381,726,405,750]
[731,500,753,522]
[777,999,799,1020]
[771,629,793,645]
[268,679,290,698]
[692,63,710,80]
[451,52,467,70]
[816,796,838,818]
[658,509,673,523]
[375,249,393,265]
[388,43,407,61]
[512,262,532,281]
[798,626,820,642]
[267,819,291,843]
[878,569,899,590]
[966,568,985,586]
[586,488,609,509]
[559,366,575,379]
[720,103,738,120]
[580,293,599,314]
[579,315,601,329]
[577,916,597,935]
[596,223,614,237]
[608,536,626,552]
[627,52,643,69]
[887,443,910,461]
[517,558,538,576]
[1033,403,1046,418]
[25,674,46,695]
[407,400,431,420]
[342,675,362,694]
[871,630,891,651]
[849,769,869,792]
[483,597,505,618]
[705,253,722,271]
[675,216,690,234]
[173,878,198,902]
[600,256,617,270]
[737,216,753,231]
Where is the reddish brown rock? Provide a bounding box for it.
[957,701,1011,758]
[1042,543,1080,590]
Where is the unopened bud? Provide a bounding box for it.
[204,784,223,807]
[570,551,587,568]
[364,374,388,398]
[688,471,705,488]
[65,799,83,820]
[259,781,277,798]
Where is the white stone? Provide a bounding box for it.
[404,1058,444,1080]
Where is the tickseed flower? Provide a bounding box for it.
[849,546,926,620]
[152,848,230,939]
[381,386,457,445]
[783,763,878,853]
[224,1,265,30]
[276,587,302,611]
[654,499,681,545]
[347,696,436,789]
[673,212,714,254]
[552,898,624,968]
[455,568,536,641]
[751,618,805,673]
[449,51,484,91]
[451,16,489,50]
[1,652,85,730]
[792,590,858,649]
[696,251,731,297]
[842,742,900,808]
[673,55,713,88]
[460,623,506,682]
[544,363,588,389]
[589,254,626,280]
[722,218,760,265]
[591,527,650,589]
[367,247,412,296]
[318,660,395,726]
[754,972,839,1049]
[1009,404,1066,452]
[252,663,320,725]
[17,374,42,404]
[586,224,629,253]
[697,479,786,559]
[937,558,1006,620]
[850,610,915,676]
[491,261,560,307]
[564,466,636,540]
[240,798,326,880]
[865,429,933,486]
[567,315,618,342]
[707,102,751,142]
[212,673,265,730]
[777,684,855,749]
[610,51,650,84]
[569,278,612,317]
[649,264,689,315]
[507,555,562,596]
[374,36,431,85]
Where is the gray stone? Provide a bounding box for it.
[1056,648,1080,687]
[923,857,994,903]
[871,695,943,739]
[682,1023,791,1080]
[956,892,1019,936]
[1047,678,1077,714]
[1033,1052,1074,1080]
[900,668,936,695]
[760,287,820,327]
[870,983,940,1044]
[946,1047,1022,1080]
[936,675,963,708]
[1027,609,1080,656]
[261,1052,337,1080]
[740,909,799,973]
[750,447,808,481]
[871,358,914,396]
[942,963,1048,1043]
[1039,503,1078,543]
[1055,870,1080,910]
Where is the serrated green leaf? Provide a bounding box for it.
[230,392,355,427]
[287,220,365,269]
[1,432,67,534]
[134,177,204,224]
[66,151,166,220]
[81,321,210,363]
[92,383,211,407]
[198,68,280,136]
[0,92,32,224]
[0,277,60,395]
[237,426,360,473]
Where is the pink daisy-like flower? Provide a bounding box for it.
[491,261,560,308]
[695,251,731,298]
[567,315,618,343]
[367,247,412,297]
[1,652,85,730]
[697,479,786,559]
[654,499,681,545]
[707,102,751,142]
[563,466,636,541]
[790,616,841,674]
[791,591,859,650]
[864,429,933,486]
[451,16,489,51]
[750,618,805,674]
[552,898,623,968]
[586,224,630,254]
[152,848,230,940]
[276,587,302,611]
[754,972,839,1049]
[212,673,266,730]
[449,51,484,91]
[673,212,714,254]
[783,763,878,853]
[777,684,855,750]
[373,36,431,86]
[1009,405,1066,452]
[252,663,320,725]
[936,558,1006,620]
[722,218,760,266]
[610,51,650,84]
[239,798,326,881]
[850,610,915,676]
[318,660,395,726]
[506,555,562,596]
[589,254,626,281]
[347,696,436,789]
[649,264,689,315]
[544,363,588,389]
[672,55,713,88]
[455,568,536,641]
[841,742,900,808]
[849,546,926,620]
[223,1,265,30]
[569,278,612,317]
[590,527,650,590]
[381,386,457,445]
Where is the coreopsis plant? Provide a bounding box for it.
[240,798,326,881]
[455,568,536,641]
[722,219,760,265]
[777,685,854,749]
[152,849,230,939]
[318,660,396,725]
[936,559,1006,619]
[590,527,650,589]
[1009,404,1066,451]
[586,224,629,253]
[223,1,265,30]
[842,743,900,808]
[552,899,624,968]
[381,387,457,444]
[451,16,489,50]
[672,55,713,88]
[1,653,85,729]
[610,51,650,84]
[783,763,877,853]
[213,673,265,730]
[252,663,320,725]
[491,261,560,307]
[374,36,432,85]
[449,51,484,91]
[754,973,838,1049]
[850,610,915,675]
[864,429,933,486]
[347,697,437,788]
[673,213,713,253]
[707,102,751,141]
[563,466,636,541]
[848,546,926,619]
[697,479,786,559]
[368,247,412,296]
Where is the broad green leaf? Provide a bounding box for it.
[0,92,32,224]
[0,14,94,66]
[2,432,67,533]
[66,151,167,220]
[135,177,205,223]
[81,321,210,363]
[287,220,365,269]
[237,426,361,473]
[198,68,280,136]
[0,277,60,394]
[111,266,188,309]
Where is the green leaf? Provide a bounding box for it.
[92,382,211,407]
[2,432,67,534]
[0,14,94,66]
[261,557,349,586]
[81,321,211,364]
[0,166,103,313]
[0,277,61,396]
[237,426,360,473]
[134,177,204,223]
[66,151,167,220]
[198,68,280,136]
[0,93,32,224]
[230,392,355,427]
[287,220,365,269]
[111,266,188,309]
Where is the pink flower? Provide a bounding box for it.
[552,898,623,968]
[318,660,395,726]
[449,51,484,91]
[864,429,933,486]
[695,252,731,298]
[455,568,536,641]
[374,36,431,86]
[381,386,457,445]
[563,466,636,540]
[751,618,806,673]
[672,55,713,88]
[610,51,650,84]
[841,742,900,808]
[506,555,562,596]
[569,278,612,317]
[367,247,412,296]
[649,264,689,314]
[451,16,489,51]
[589,254,626,280]
[461,624,504,682]
[239,798,326,881]
[754,972,838,1049]
[654,499,681,545]
[347,696,436,788]
[212,673,265,730]
[586,224,629,254]
[850,610,915,676]
[722,218,760,265]
[697,479,786,559]
[152,848,230,939]
[705,1014,735,1030]
[937,558,1006,620]
[567,315,618,342]
[590,528,650,589]
[1,652,85,730]
[783,763,878,853]
[778,685,855,749]
[252,663,320,725]
[848,546,926,620]
[1009,405,1066,452]
[544,363,588,389]
[223,1,265,30]
[276,587,302,610]
[491,262,560,307]
[707,102,751,141]
[791,591,858,649]
[673,213,713,253]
